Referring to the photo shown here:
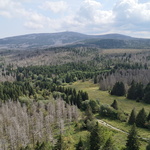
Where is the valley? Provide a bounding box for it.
[0,32,150,150]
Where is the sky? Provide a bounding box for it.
[0,0,150,38]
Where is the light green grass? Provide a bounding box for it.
[62,123,90,150]
[65,80,150,150]
[66,80,150,114]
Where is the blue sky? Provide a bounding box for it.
[0,0,150,38]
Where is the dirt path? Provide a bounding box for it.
[98,120,128,134]
[98,119,149,142]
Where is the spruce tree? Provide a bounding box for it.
[111,100,118,110]
[90,122,104,150]
[119,82,126,96]
[128,108,136,125]
[135,83,144,100]
[135,108,147,128]
[147,112,150,121]
[143,91,150,104]
[54,134,63,150]
[94,76,98,84]
[111,82,125,96]
[126,124,140,150]
[143,83,150,103]
[85,105,94,121]
[77,93,82,108]
[127,82,136,100]
[110,82,119,96]
[83,92,89,100]
[76,138,84,150]
[146,140,150,150]
[102,137,116,150]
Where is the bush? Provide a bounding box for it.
[81,99,100,113]
[99,105,127,122]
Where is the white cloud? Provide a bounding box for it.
[0,0,22,17]
[0,0,51,30]
[113,0,150,25]
[41,1,68,13]
[0,0,150,38]
[71,0,114,34]
[76,0,102,22]
[0,11,11,18]
[24,22,44,29]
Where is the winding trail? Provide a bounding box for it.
[97,119,149,142]
[98,120,128,134]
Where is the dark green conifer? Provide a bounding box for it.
[146,140,150,150]
[128,108,136,125]
[143,83,150,103]
[102,137,116,150]
[90,122,104,150]
[111,100,118,110]
[94,76,97,84]
[147,112,150,121]
[85,105,94,121]
[54,134,63,150]
[127,81,136,100]
[76,137,84,150]
[135,83,144,100]
[135,108,147,128]
[111,82,125,96]
[77,93,82,108]
[143,92,150,104]
[126,124,140,150]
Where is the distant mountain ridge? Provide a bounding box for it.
[0,31,149,50]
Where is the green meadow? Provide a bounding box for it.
[65,80,150,149]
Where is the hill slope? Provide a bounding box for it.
[72,38,150,49]
[0,31,92,50]
[0,31,150,50]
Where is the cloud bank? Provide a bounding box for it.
[0,0,150,38]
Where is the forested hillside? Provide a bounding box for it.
[1,36,150,149]
[1,32,150,50]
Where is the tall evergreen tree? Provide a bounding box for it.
[146,141,150,150]
[83,92,89,101]
[85,105,94,121]
[94,76,98,84]
[111,82,125,96]
[111,100,118,110]
[35,142,52,150]
[54,134,63,150]
[90,122,104,150]
[127,81,136,100]
[102,137,116,150]
[128,108,136,125]
[77,93,82,108]
[143,92,150,104]
[143,83,150,103]
[126,124,140,150]
[135,83,144,100]
[135,108,147,128]
[76,138,84,150]
[147,112,150,121]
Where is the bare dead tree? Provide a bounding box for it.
[0,99,79,149]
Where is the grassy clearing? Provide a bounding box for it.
[65,80,150,150]
[64,123,147,150]
[66,80,150,114]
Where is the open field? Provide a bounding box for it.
[66,80,150,114]
[65,80,150,149]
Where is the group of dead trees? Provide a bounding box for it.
[0,99,78,150]
[97,69,150,91]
